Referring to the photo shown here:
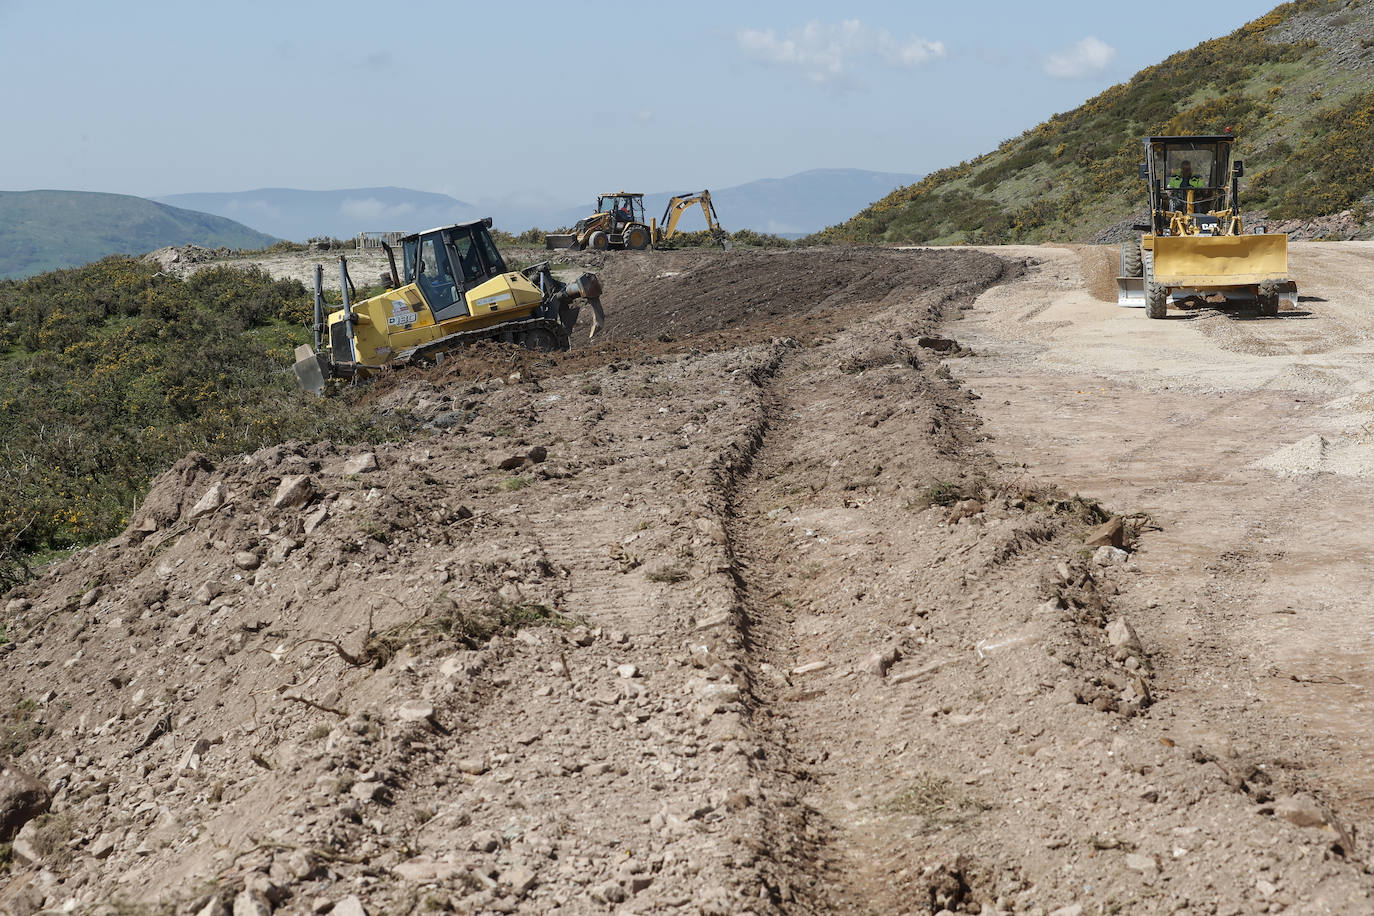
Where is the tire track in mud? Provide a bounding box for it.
[702,337,859,913]
[703,308,1008,912]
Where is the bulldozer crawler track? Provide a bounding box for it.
[398,317,570,365]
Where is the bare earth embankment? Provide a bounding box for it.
[2,244,1373,914]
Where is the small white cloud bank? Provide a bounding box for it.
[1043,36,1116,79]
[736,19,945,88]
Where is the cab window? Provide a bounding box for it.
[476,230,507,274]
[450,234,484,282]
[417,237,459,313]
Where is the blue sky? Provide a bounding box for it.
[0,0,1280,212]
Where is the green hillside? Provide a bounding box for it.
[0,190,279,279]
[815,0,1374,245]
[0,257,395,588]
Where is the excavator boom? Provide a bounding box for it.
[657,190,731,250]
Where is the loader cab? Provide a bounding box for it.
[1144,136,1235,232]
[401,218,508,322]
[596,192,645,229]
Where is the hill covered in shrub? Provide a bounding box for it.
[0,190,279,279]
[0,257,395,587]
[813,0,1374,245]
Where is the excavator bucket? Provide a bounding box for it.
[1152,234,1289,287]
[544,234,577,250]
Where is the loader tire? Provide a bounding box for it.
[624,226,650,251]
[1146,282,1169,319]
[1121,239,1143,278]
[588,231,609,251]
[1257,280,1281,317]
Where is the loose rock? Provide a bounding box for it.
[273,475,314,510]
[0,762,51,841]
[188,482,226,519]
[344,453,378,475]
[1085,517,1125,548]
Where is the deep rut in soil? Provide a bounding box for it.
[711,324,1004,912]
[722,352,869,912]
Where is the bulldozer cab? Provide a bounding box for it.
[596,193,644,229]
[401,219,508,321]
[1145,136,1234,231]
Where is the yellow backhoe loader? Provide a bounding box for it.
[545,190,731,251]
[1117,134,1296,318]
[294,218,604,394]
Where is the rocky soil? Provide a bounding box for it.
[3,247,1372,914]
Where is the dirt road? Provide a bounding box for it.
[954,239,1374,837]
[3,245,1373,914]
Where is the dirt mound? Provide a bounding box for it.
[4,246,1371,914]
[575,247,1013,345]
[142,245,227,275]
[0,251,1015,914]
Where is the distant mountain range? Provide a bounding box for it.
[0,170,926,280]
[0,191,278,279]
[153,170,924,241]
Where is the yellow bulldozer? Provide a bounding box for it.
[293,218,604,394]
[545,190,731,251]
[1117,134,1297,318]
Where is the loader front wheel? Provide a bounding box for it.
[1146,282,1169,319]
[588,231,609,251]
[1257,280,1281,317]
[1121,240,1143,278]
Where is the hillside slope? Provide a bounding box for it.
[154,187,480,243]
[0,191,278,279]
[817,0,1374,245]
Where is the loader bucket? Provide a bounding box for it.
[545,234,577,250]
[1117,276,1146,308]
[1152,234,1289,288]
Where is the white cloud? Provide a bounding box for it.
[1043,36,1116,79]
[736,20,945,88]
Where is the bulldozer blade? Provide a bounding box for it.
[544,234,577,250]
[1153,233,1289,287]
[1117,276,1146,308]
[293,344,328,396]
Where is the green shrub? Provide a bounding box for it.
[0,258,398,574]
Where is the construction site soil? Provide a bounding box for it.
[4,245,1373,915]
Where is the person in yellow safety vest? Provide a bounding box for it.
[1167,159,1206,210]
[1167,160,1206,189]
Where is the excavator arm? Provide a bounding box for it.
[656,190,732,250]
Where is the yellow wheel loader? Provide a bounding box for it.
[545,189,731,251]
[1116,135,1296,318]
[293,218,604,395]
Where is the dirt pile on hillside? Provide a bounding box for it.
[2,248,1371,914]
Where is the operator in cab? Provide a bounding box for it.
[1168,160,1206,210]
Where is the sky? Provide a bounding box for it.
[0,0,1282,213]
